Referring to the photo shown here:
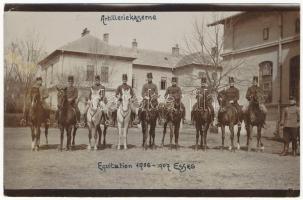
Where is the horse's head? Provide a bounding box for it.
[57,86,67,110]
[31,89,41,109]
[121,88,131,111]
[217,90,227,107]
[90,88,102,110]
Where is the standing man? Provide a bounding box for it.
[137,72,158,124]
[280,96,300,156]
[115,73,139,124]
[243,76,267,115]
[224,76,242,126]
[66,75,81,127]
[193,76,215,124]
[164,77,185,121]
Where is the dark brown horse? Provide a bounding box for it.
[28,89,49,151]
[159,97,184,150]
[192,93,212,151]
[140,94,159,150]
[217,91,242,152]
[244,95,266,152]
[56,86,77,151]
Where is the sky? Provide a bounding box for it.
[4,11,237,54]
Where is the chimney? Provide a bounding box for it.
[103,33,109,43]
[81,28,90,37]
[132,39,138,49]
[172,44,179,56]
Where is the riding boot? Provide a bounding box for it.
[133,112,141,125]
[280,142,289,156]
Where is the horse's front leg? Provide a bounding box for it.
[257,125,264,152]
[103,126,107,146]
[87,125,92,151]
[150,121,156,149]
[66,126,72,151]
[237,122,241,150]
[221,125,225,151]
[117,126,121,150]
[247,125,252,151]
[175,121,180,150]
[35,126,41,151]
[123,127,128,150]
[195,123,199,151]
[97,125,102,149]
[31,125,35,151]
[72,126,77,147]
[203,124,209,151]
[93,125,99,150]
[161,121,167,147]
[229,124,235,152]
[58,126,64,151]
[169,124,174,150]
[45,123,49,146]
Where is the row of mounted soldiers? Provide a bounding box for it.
[25,72,268,128]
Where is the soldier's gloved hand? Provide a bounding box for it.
[144,96,150,100]
[229,100,234,104]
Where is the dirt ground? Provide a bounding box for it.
[4,126,300,190]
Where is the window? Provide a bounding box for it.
[132,74,136,88]
[289,55,299,103]
[50,64,53,84]
[160,77,167,90]
[198,71,205,78]
[263,27,269,40]
[101,66,109,83]
[295,18,300,34]
[259,61,273,103]
[86,65,94,81]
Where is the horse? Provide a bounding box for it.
[159,96,184,150]
[192,93,212,151]
[116,89,132,150]
[140,93,159,150]
[244,95,266,152]
[217,91,243,152]
[28,89,49,151]
[86,89,108,151]
[56,86,77,151]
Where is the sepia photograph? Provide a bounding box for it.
[3,3,300,197]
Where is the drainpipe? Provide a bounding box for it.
[277,12,283,137]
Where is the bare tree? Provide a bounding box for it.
[181,13,252,94]
[4,30,46,113]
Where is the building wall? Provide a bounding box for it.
[132,65,173,99]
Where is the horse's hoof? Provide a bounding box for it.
[117,146,120,150]
[94,146,98,151]
[221,146,224,151]
[228,146,232,151]
[237,143,240,150]
[261,146,265,151]
[124,146,128,150]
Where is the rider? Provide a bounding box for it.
[86,75,109,125]
[66,75,81,127]
[115,73,140,125]
[164,76,185,121]
[23,76,51,125]
[137,72,158,124]
[242,76,267,115]
[193,76,215,125]
[224,76,242,126]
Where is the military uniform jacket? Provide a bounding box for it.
[66,86,78,105]
[196,86,212,104]
[165,85,182,100]
[225,86,239,102]
[246,85,263,101]
[282,105,300,128]
[141,82,158,97]
[89,84,106,100]
[115,83,134,98]
[30,83,49,101]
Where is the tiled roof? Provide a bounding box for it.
[175,52,213,67]
[133,48,182,68]
[58,34,137,59]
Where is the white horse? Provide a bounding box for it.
[117,89,132,150]
[86,89,104,151]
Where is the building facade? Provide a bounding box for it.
[208,11,300,120]
[38,29,219,120]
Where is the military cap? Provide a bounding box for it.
[229,76,234,83]
[147,72,153,78]
[122,74,128,80]
[95,75,100,80]
[36,77,42,81]
[253,76,258,82]
[172,77,178,82]
[68,75,74,81]
[201,77,207,84]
